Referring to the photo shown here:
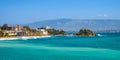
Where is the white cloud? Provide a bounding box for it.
[98,14,108,17]
[103,14,108,17]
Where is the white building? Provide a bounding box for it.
[39,29,48,36]
[45,26,51,29]
[3,30,17,36]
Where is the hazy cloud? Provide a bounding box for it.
[98,14,109,17]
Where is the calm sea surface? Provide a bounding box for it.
[0,33,120,60]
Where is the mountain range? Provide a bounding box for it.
[26,18,120,31]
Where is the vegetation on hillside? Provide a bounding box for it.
[1,24,9,30]
[75,29,95,36]
[0,31,3,37]
[47,29,66,35]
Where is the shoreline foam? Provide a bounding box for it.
[0,36,51,40]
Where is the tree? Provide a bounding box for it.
[23,26,31,31]
[0,26,1,29]
[0,31,4,37]
[47,29,66,35]
[1,24,9,30]
[75,29,95,36]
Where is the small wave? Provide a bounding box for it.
[0,36,51,41]
[0,38,19,40]
[66,34,74,37]
[21,36,51,40]
[97,34,103,36]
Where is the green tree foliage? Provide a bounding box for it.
[1,24,9,30]
[47,29,66,35]
[0,31,4,37]
[75,29,95,36]
[23,26,31,31]
[0,26,1,29]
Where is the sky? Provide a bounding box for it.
[0,0,120,24]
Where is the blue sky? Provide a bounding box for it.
[0,0,120,24]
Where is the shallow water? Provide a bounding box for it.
[0,33,120,60]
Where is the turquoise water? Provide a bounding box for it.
[0,33,120,60]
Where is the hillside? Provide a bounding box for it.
[26,19,120,31]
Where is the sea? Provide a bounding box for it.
[0,32,120,60]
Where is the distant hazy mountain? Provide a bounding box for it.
[26,18,120,31]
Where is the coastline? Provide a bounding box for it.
[0,36,51,40]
